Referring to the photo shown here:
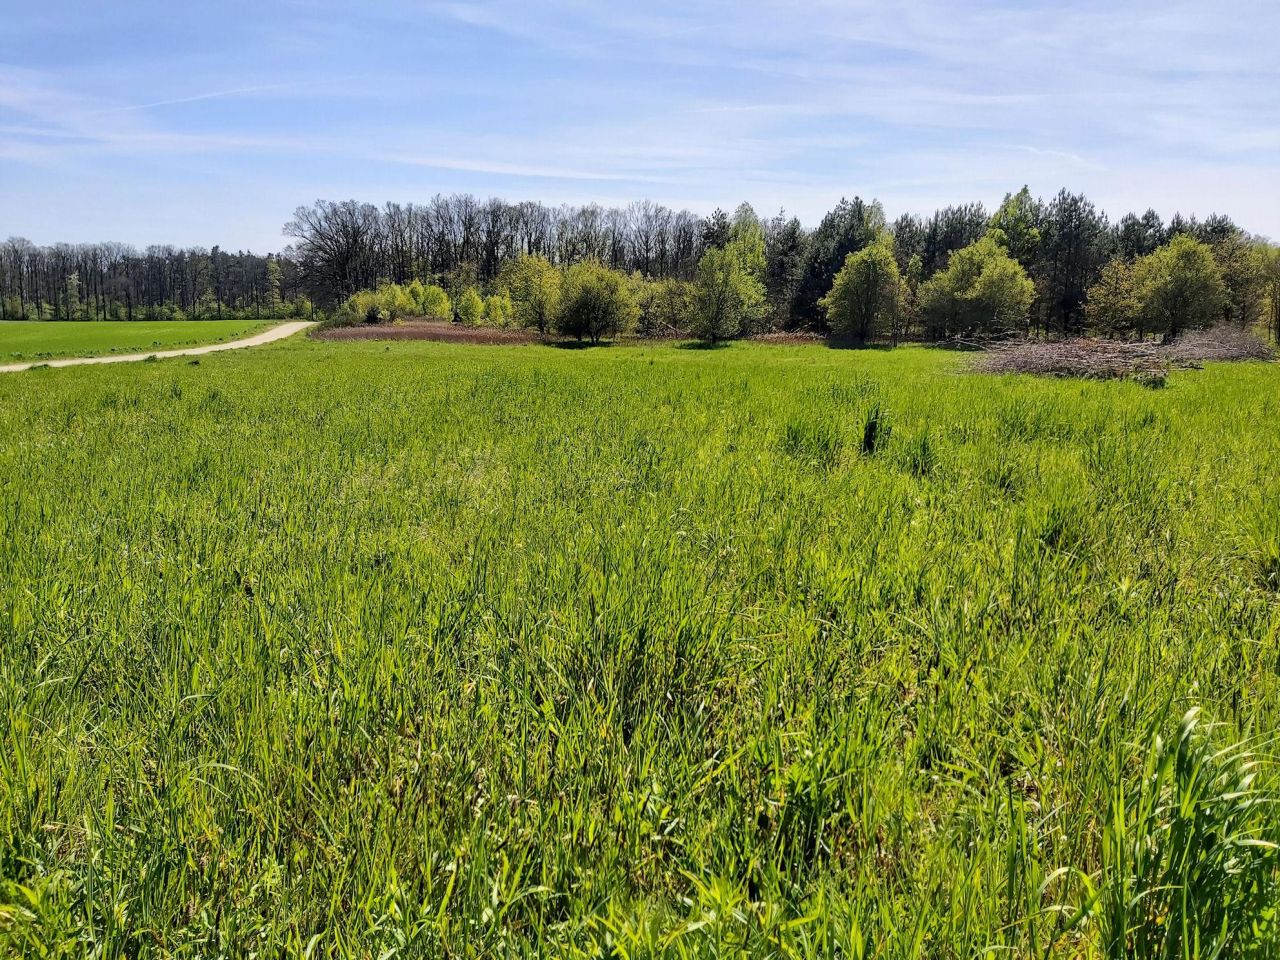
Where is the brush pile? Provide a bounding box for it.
[976,326,1273,380]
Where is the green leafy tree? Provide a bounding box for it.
[498,254,561,334]
[405,279,427,313]
[484,293,513,327]
[792,197,887,328]
[1262,245,1280,342]
[384,283,415,320]
[729,203,767,282]
[918,235,1034,339]
[629,274,661,337]
[1135,235,1226,340]
[692,238,766,344]
[987,186,1044,267]
[764,213,807,329]
[1213,235,1267,328]
[420,285,451,319]
[457,286,485,326]
[556,261,638,342]
[654,278,696,335]
[1087,259,1143,338]
[818,233,900,344]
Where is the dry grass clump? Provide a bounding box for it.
[314,318,541,345]
[976,326,1274,380]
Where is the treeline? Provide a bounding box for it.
[6,187,1279,341]
[0,240,313,321]
[283,197,708,306]
[314,190,1280,344]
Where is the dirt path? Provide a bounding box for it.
[0,321,317,374]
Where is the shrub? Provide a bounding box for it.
[498,255,560,334]
[485,293,513,328]
[556,261,638,342]
[456,287,485,326]
[419,285,451,320]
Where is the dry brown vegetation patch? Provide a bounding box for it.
[313,319,542,345]
[975,326,1274,380]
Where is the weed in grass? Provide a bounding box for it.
[861,402,890,456]
[897,425,937,477]
[780,416,843,469]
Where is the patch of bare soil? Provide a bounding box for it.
[313,319,542,345]
[974,326,1274,380]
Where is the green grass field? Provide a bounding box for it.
[1,339,1278,957]
[0,320,273,361]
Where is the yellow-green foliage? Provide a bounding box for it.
[1,341,1279,956]
[498,254,561,334]
[335,282,435,325]
[820,232,900,342]
[457,286,485,326]
[557,260,638,341]
[418,284,451,319]
[484,293,513,327]
[918,234,1035,338]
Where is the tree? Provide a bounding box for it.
[1212,234,1266,328]
[1087,259,1143,338]
[457,286,485,326]
[1136,235,1227,340]
[988,186,1043,267]
[484,293,513,327]
[556,261,638,342]
[918,235,1034,339]
[654,278,696,334]
[920,202,989,276]
[729,204,767,283]
[701,209,731,249]
[498,254,560,334]
[284,199,382,306]
[764,213,807,329]
[384,283,415,319]
[632,275,695,336]
[1262,245,1280,342]
[1041,190,1111,335]
[265,256,282,316]
[1114,210,1165,260]
[420,284,451,318]
[792,197,887,328]
[692,237,766,344]
[819,233,900,344]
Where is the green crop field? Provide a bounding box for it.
[0,320,273,362]
[1,339,1278,957]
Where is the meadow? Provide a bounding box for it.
[1,338,1278,957]
[0,320,272,362]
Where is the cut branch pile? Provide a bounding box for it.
[975,327,1274,380]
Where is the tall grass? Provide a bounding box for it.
[0,340,1277,956]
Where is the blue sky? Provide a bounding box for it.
[3,0,1278,250]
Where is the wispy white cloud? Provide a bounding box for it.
[2,0,1278,247]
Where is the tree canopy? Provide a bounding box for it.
[1135,235,1226,340]
[819,233,900,344]
[918,236,1035,339]
[692,235,767,343]
[556,261,638,342]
